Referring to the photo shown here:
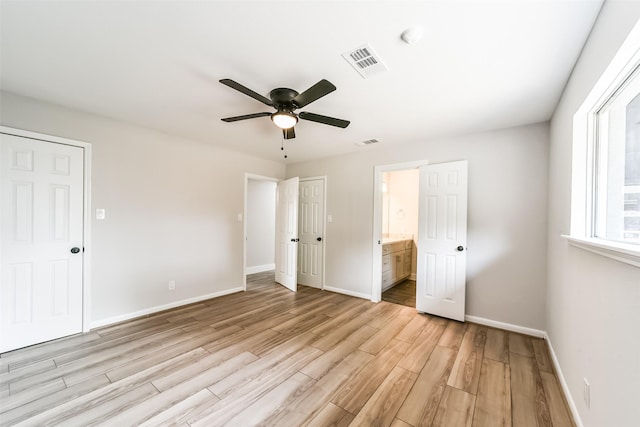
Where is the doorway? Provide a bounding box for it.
[380,169,419,307]
[372,160,469,321]
[243,174,326,292]
[243,174,279,291]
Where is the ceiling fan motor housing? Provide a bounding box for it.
[270,88,300,111]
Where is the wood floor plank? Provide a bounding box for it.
[137,388,220,427]
[9,348,209,426]
[0,375,111,426]
[56,383,159,427]
[531,338,553,374]
[540,371,576,427]
[222,372,315,426]
[331,339,410,414]
[188,347,324,425]
[301,336,369,381]
[396,345,457,427]
[0,377,66,413]
[447,325,487,394]
[382,279,417,307]
[309,313,375,352]
[472,358,511,427]
[509,332,534,358]
[397,319,446,373]
[306,402,355,427]
[358,311,413,355]
[208,332,319,398]
[432,386,476,427]
[395,313,430,343]
[257,350,374,427]
[348,366,417,427]
[510,352,553,427]
[151,351,258,392]
[391,418,413,427]
[438,320,467,351]
[104,324,242,382]
[484,328,510,364]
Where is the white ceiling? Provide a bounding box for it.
[0,0,603,163]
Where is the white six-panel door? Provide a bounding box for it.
[275,177,299,292]
[1,133,84,352]
[416,160,468,322]
[298,179,324,288]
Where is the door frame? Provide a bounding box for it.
[372,160,428,303]
[298,176,327,290]
[242,173,280,291]
[0,125,93,333]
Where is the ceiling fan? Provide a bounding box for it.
[219,78,350,139]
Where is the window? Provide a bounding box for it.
[568,19,640,267]
[594,69,640,245]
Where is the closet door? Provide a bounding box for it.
[1,133,85,352]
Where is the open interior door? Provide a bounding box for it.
[275,177,299,292]
[416,160,468,321]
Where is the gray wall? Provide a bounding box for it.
[246,179,276,271]
[547,2,640,426]
[287,122,550,330]
[0,91,285,325]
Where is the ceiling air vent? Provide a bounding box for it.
[355,139,380,147]
[342,44,388,79]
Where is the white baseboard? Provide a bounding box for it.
[90,287,244,329]
[245,264,275,274]
[464,315,546,338]
[323,286,371,300]
[544,332,583,427]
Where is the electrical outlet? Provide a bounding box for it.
[583,378,590,408]
[168,280,176,291]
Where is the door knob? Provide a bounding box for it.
[316,237,322,242]
[290,238,299,242]
[70,247,81,254]
[456,246,464,252]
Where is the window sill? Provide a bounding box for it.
[562,235,640,268]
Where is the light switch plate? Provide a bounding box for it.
[96,209,106,220]
[327,214,333,223]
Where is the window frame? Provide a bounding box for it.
[567,19,640,268]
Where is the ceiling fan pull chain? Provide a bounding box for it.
[281,135,288,159]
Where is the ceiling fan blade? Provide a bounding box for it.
[220,79,273,106]
[292,79,336,108]
[299,112,350,128]
[283,127,296,139]
[221,112,271,122]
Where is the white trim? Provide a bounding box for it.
[299,176,327,290]
[544,332,584,427]
[0,126,93,333]
[323,285,371,301]
[90,287,244,329]
[464,315,546,338]
[564,235,640,268]
[372,160,429,303]
[245,263,276,274]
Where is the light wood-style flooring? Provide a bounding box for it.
[0,273,575,426]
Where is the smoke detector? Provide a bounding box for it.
[401,26,424,44]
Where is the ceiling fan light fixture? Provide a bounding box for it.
[271,111,298,129]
